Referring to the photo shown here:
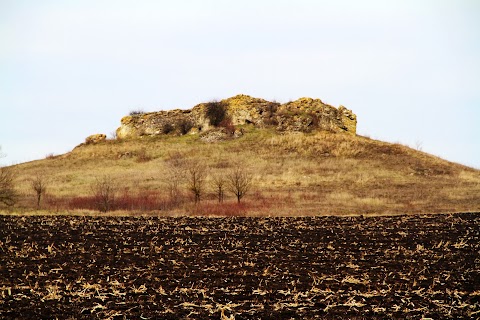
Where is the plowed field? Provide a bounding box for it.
[1,213,479,319]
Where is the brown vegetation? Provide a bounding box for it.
[211,173,226,203]
[0,167,16,207]
[3,128,480,215]
[30,175,47,208]
[205,100,227,126]
[90,176,116,213]
[227,167,252,203]
[186,161,207,203]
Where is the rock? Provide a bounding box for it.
[85,134,107,144]
[199,128,231,143]
[233,128,244,138]
[115,94,357,139]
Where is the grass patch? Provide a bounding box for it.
[4,128,480,216]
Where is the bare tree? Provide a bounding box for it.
[227,168,252,203]
[415,140,423,151]
[91,176,116,212]
[211,173,226,203]
[0,167,16,207]
[31,175,47,208]
[186,162,207,203]
[0,147,16,207]
[164,153,186,205]
[166,168,183,203]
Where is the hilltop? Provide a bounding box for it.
[4,95,480,216]
[114,94,356,140]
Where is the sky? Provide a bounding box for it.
[1,0,479,168]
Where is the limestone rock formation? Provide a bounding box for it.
[85,134,107,144]
[116,95,357,139]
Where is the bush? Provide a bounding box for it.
[205,101,227,126]
[115,190,171,211]
[188,202,248,216]
[68,195,100,211]
[263,116,279,126]
[162,122,174,134]
[0,167,16,207]
[129,110,145,116]
[177,119,194,135]
[91,176,116,212]
[218,117,236,135]
[136,148,152,163]
[162,152,188,206]
[68,190,180,212]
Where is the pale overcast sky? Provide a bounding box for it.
[1,0,479,168]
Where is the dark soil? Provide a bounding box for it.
[1,213,479,319]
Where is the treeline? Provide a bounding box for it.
[70,161,253,213]
[0,157,254,214]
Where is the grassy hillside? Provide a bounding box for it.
[6,127,480,216]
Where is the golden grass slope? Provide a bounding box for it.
[7,127,480,216]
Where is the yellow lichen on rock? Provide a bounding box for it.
[338,105,357,133]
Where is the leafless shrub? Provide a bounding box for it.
[162,122,174,134]
[189,202,248,216]
[109,131,117,140]
[218,117,236,135]
[211,173,226,203]
[31,175,48,208]
[205,101,227,126]
[45,153,56,160]
[415,140,423,151]
[227,167,252,203]
[91,176,116,212]
[0,166,16,207]
[165,151,186,164]
[164,154,186,205]
[177,119,194,135]
[186,162,207,203]
[136,148,152,163]
[129,110,145,116]
[263,116,279,126]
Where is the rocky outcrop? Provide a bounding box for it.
[116,94,357,139]
[85,134,107,144]
[276,98,357,133]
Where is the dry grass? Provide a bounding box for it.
[4,128,480,216]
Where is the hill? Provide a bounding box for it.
[3,95,480,216]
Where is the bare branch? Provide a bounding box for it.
[186,162,207,203]
[91,176,116,212]
[164,153,186,205]
[211,173,226,203]
[0,166,17,207]
[31,175,48,208]
[227,168,252,203]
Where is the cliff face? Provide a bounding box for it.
[116,94,357,139]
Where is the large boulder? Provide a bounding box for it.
[85,134,107,144]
